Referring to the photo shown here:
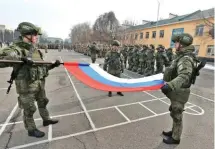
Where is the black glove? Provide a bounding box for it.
[161,84,172,95]
[21,57,33,65]
[52,60,61,67]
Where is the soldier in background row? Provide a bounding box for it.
[144,44,155,76]
[155,45,169,74]
[88,42,99,63]
[103,40,124,97]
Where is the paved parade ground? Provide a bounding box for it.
[0,50,214,149]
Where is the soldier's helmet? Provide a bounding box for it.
[93,42,96,44]
[167,48,173,51]
[16,22,42,35]
[171,33,193,46]
[149,44,155,49]
[112,40,120,46]
[157,44,165,49]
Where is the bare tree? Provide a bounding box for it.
[200,11,214,39]
[122,19,137,26]
[69,22,92,44]
[92,11,119,43]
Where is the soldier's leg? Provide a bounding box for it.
[91,57,96,63]
[163,100,183,144]
[170,101,184,141]
[115,73,124,96]
[36,80,59,126]
[19,94,37,131]
[19,93,45,138]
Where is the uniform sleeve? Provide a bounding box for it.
[163,52,169,62]
[103,52,110,70]
[120,53,124,70]
[167,56,193,90]
[0,47,21,68]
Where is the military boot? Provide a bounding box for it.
[117,92,124,96]
[28,129,45,138]
[162,131,172,137]
[43,119,59,126]
[108,91,112,97]
[163,137,180,144]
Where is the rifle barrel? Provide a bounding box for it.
[0,60,64,65]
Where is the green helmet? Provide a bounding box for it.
[112,40,120,46]
[157,44,165,49]
[149,44,155,49]
[172,33,193,46]
[16,22,42,35]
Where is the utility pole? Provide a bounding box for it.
[155,0,160,47]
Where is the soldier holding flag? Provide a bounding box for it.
[0,22,60,138]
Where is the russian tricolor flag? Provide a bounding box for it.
[64,62,164,92]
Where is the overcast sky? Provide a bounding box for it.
[0,0,214,39]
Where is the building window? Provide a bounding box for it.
[193,45,200,55]
[146,32,149,39]
[152,31,156,38]
[135,33,138,40]
[195,25,204,36]
[206,45,214,56]
[140,33,143,39]
[160,30,164,38]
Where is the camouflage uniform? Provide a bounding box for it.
[89,42,99,63]
[0,22,60,138]
[103,40,124,97]
[161,33,205,144]
[155,45,169,73]
[127,45,134,70]
[120,45,128,68]
[166,48,174,67]
[44,44,48,53]
[131,45,139,72]
[137,45,147,74]
[144,45,155,76]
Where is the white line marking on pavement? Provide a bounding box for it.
[13,106,202,149]
[0,103,18,137]
[146,92,204,115]
[123,73,213,103]
[190,93,214,102]
[48,116,53,142]
[115,106,131,122]
[48,125,52,141]
[0,97,166,127]
[9,110,173,149]
[0,87,15,91]
[139,102,157,115]
[122,73,205,115]
[59,56,96,130]
[0,111,85,127]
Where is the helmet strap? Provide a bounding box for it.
[24,34,34,43]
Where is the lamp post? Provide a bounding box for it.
[155,0,160,47]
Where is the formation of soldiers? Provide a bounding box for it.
[0,21,205,145]
[73,43,109,58]
[72,42,175,76]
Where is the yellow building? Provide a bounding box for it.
[119,8,214,61]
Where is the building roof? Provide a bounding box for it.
[127,8,214,31]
